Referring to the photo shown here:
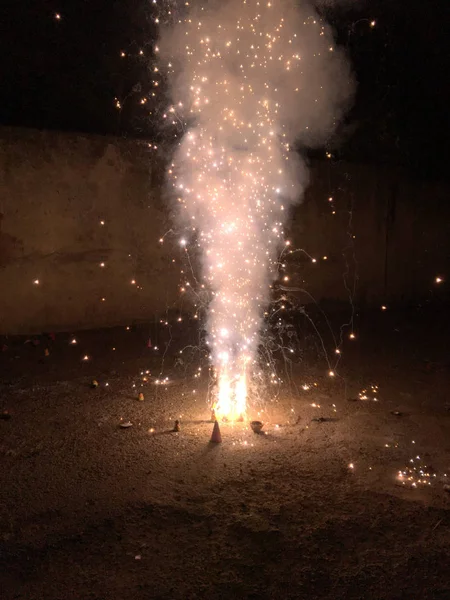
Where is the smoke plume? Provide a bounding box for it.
[159,0,353,418]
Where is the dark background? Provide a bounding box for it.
[0,0,449,179]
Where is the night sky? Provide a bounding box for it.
[1,0,449,179]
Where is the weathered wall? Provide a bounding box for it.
[0,126,449,334]
[0,127,179,334]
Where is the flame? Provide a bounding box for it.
[214,370,247,421]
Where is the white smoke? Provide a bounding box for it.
[159,0,353,418]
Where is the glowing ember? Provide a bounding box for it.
[397,457,437,488]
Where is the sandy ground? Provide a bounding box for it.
[1,309,450,599]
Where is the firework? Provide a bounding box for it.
[158,0,352,419]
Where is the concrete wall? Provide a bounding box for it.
[0,126,449,334]
[0,127,179,334]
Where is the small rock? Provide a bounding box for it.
[250,420,263,433]
[120,421,133,428]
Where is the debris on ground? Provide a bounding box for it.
[250,420,263,433]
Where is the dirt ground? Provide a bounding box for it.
[1,308,450,600]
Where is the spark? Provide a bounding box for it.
[397,456,437,488]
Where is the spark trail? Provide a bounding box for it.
[159,0,352,419]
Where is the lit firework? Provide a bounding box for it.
[158,0,352,420]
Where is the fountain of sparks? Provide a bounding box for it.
[158,0,352,420]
